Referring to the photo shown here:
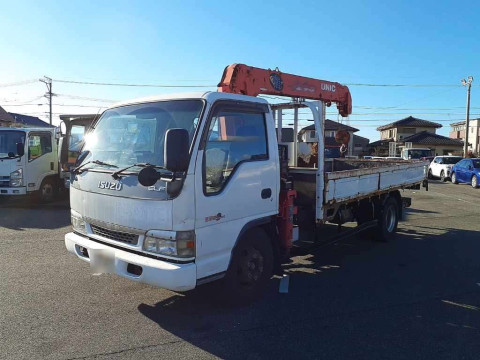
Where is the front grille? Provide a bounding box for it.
[0,176,10,188]
[90,224,139,245]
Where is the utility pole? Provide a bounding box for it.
[40,76,53,125]
[461,76,473,157]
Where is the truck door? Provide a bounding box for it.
[59,116,96,172]
[194,101,278,280]
[25,132,56,191]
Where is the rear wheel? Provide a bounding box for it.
[451,172,458,184]
[440,170,446,182]
[375,197,399,242]
[472,175,478,188]
[224,228,273,303]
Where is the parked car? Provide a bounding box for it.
[451,158,480,188]
[420,156,435,163]
[428,155,463,181]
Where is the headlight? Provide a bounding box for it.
[143,230,195,258]
[10,168,23,187]
[71,212,86,235]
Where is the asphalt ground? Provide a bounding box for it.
[1,180,479,360]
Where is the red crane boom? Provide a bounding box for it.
[218,63,352,117]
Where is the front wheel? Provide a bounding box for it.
[440,170,446,182]
[428,169,433,179]
[224,228,274,303]
[472,175,478,188]
[375,197,399,242]
[451,172,458,184]
[37,178,56,203]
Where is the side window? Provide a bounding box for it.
[28,133,52,161]
[204,110,268,194]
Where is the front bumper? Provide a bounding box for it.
[65,232,197,292]
[0,186,27,196]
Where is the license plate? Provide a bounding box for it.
[89,248,115,274]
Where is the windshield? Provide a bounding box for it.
[81,100,204,169]
[443,157,462,164]
[0,130,25,157]
[408,149,432,159]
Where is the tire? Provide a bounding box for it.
[37,178,56,203]
[428,169,433,179]
[472,175,478,189]
[451,172,458,184]
[440,170,446,182]
[375,197,399,242]
[224,228,274,303]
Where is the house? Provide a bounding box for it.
[0,106,15,127]
[450,119,480,154]
[370,116,463,156]
[9,113,54,128]
[297,119,360,156]
[377,116,441,142]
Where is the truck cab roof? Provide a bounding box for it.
[109,91,268,110]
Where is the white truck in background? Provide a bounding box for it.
[0,127,59,202]
[0,115,95,203]
[64,64,429,302]
[401,147,433,160]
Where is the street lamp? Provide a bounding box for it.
[461,76,473,157]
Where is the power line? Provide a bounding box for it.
[0,79,38,88]
[53,78,216,88]
[55,93,116,102]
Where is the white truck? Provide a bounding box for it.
[0,127,59,202]
[401,147,433,160]
[64,64,428,301]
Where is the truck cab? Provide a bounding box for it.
[401,148,433,160]
[65,92,279,295]
[0,127,58,201]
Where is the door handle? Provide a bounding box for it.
[261,188,272,199]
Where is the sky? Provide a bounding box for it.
[1,0,479,140]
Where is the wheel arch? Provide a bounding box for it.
[229,216,280,274]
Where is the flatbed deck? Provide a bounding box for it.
[289,159,428,214]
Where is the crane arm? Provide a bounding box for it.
[218,64,352,117]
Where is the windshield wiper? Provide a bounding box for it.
[73,160,118,174]
[111,163,168,180]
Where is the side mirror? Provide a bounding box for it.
[164,128,190,172]
[60,121,67,135]
[16,142,25,157]
[138,166,160,187]
[59,137,68,164]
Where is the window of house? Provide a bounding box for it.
[204,109,268,194]
[28,133,52,161]
[388,129,394,138]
